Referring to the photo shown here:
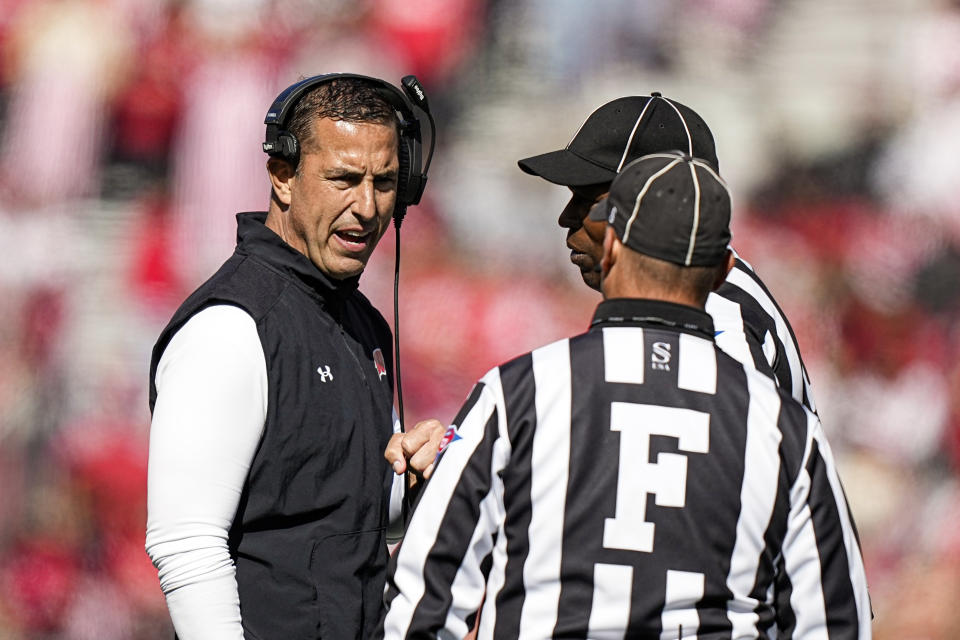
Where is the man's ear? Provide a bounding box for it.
[267,158,295,207]
[601,225,619,280]
[712,249,735,291]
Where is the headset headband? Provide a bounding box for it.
[264,73,416,134]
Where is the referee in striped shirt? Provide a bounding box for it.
[517,94,817,412]
[380,152,870,639]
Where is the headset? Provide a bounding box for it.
[262,73,436,453]
[262,72,436,227]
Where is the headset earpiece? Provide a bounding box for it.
[395,118,424,222]
[395,133,411,214]
[270,130,299,168]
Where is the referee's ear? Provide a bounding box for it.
[600,225,620,281]
[712,249,735,291]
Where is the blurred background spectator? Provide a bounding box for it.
[1,0,959,636]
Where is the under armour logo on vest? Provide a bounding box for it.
[317,365,333,382]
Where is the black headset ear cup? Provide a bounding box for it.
[396,122,424,207]
[277,131,300,168]
[396,135,412,206]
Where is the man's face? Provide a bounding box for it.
[558,184,610,291]
[285,118,399,279]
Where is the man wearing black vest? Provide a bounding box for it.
[146,76,440,639]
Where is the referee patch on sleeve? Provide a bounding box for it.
[438,425,462,456]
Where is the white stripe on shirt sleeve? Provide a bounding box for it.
[808,414,872,638]
[387,407,406,544]
[726,370,783,637]
[519,339,573,638]
[724,267,805,401]
[383,371,507,639]
[146,305,267,640]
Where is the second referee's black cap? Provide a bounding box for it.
[518,94,718,187]
[590,151,731,267]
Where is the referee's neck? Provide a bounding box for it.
[600,286,706,311]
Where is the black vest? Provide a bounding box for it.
[149,212,396,639]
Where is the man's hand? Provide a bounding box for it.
[385,419,445,481]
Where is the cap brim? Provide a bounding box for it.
[518,149,617,187]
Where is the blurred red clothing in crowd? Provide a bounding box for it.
[0,538,80,632]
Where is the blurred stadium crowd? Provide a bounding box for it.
[0,0,959,637]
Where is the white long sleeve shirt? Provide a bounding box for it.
[146,305,404,639]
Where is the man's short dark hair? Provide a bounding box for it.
[287,78,399,159]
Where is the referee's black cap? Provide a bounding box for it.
[589,151,731,267]
[517,94,718,187]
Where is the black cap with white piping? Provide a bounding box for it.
[590,151,731,267]
[518,94,718,187]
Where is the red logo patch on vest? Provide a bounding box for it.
[372,348,387,380]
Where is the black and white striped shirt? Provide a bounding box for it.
[381,298,869,639]
[708,252,817,413]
